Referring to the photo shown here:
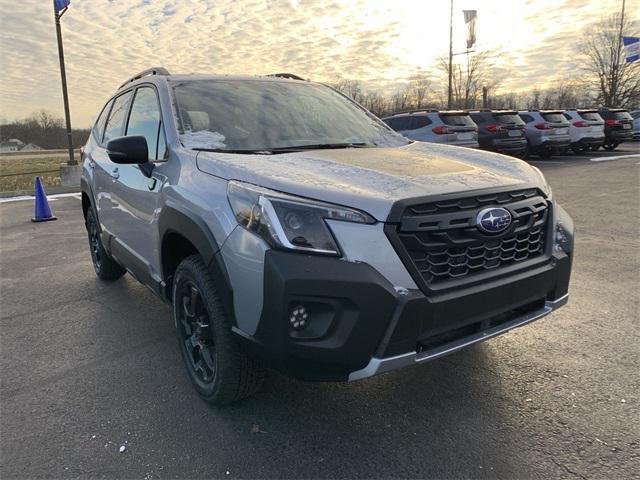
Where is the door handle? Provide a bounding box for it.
[111,167,120,180]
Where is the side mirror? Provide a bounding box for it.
[106,136,154,177]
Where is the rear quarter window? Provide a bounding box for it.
[519,114,534,123]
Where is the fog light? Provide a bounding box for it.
[289,305,308,330]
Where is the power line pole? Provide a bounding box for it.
[447,0,453,109]
[53,0,76,166]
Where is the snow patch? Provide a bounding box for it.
[180,130,226,149]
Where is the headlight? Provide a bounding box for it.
[554,203,574,254]
[531,166,552,199]
[227,181,375,256]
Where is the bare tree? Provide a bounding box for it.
[407,74,431,109]
[580,12,640,107]
[438,51,495,109]
[330,79,364,104]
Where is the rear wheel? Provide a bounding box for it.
[571,146,586,154]
[85,209,126,281]
[538,148,553,159]
[173,255,265,405]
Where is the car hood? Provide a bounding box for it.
[195,142,546,221]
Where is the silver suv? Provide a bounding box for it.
[518,110,571,158]
[382,110,479,148]
[81,68,574,404]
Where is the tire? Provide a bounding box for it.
[538,148,553,159]
[571,146,586,154]
[589,145,601,151]
[85,209,126,281]
[603,142,618,151]
[172,255,265,405]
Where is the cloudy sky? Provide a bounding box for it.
[0,0,637,127]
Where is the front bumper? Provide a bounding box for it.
[237,243,572,382]
[349,294,567,380]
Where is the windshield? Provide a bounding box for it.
[173,79,408,152]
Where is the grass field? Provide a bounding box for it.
[0,150,79,192]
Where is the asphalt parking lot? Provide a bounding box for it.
[1,144,639,479]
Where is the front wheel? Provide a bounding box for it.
[86,209,126,281]
[173,255,265,405]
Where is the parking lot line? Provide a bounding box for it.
[0,192,81,203]
[590,153,640,162]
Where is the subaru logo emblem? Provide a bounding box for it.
[476,207,512,234]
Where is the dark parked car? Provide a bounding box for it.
[598,108,634,150]
[469,110,527,157]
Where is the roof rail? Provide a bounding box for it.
[389,109,440,116]
[267,73,306,81]
[118,67,171,89]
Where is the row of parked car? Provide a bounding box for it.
[382,107,639,159]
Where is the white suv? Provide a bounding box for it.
[562,110,605,154]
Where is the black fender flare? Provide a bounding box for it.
[158,202,235,322]
[80,177,96,222]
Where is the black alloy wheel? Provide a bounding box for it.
[176,281,217,386]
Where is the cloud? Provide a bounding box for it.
[0,0,637,126]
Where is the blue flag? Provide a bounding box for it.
[623,36,639,64]
[54,0,70,12]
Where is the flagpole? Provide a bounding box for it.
[447,0,453,109]
[53,1,76,166]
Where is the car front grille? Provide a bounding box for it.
[388,189,550,290]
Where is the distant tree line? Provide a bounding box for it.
[331,11,639,117]
[0,110,90,150]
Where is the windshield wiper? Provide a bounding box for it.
[192,148,273,155]
[193,143,371,155]
[268,142,372,152]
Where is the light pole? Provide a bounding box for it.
[53,0,76,166]
[447,0,454,109]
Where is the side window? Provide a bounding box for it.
[93,99,113,142]
[393,117,412,131]
[126,87,166,161]
[411,116,431,129]
[103,91,133,144]
[563,113,571,121]
[384,118,398,129]
[520,114,533,123]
